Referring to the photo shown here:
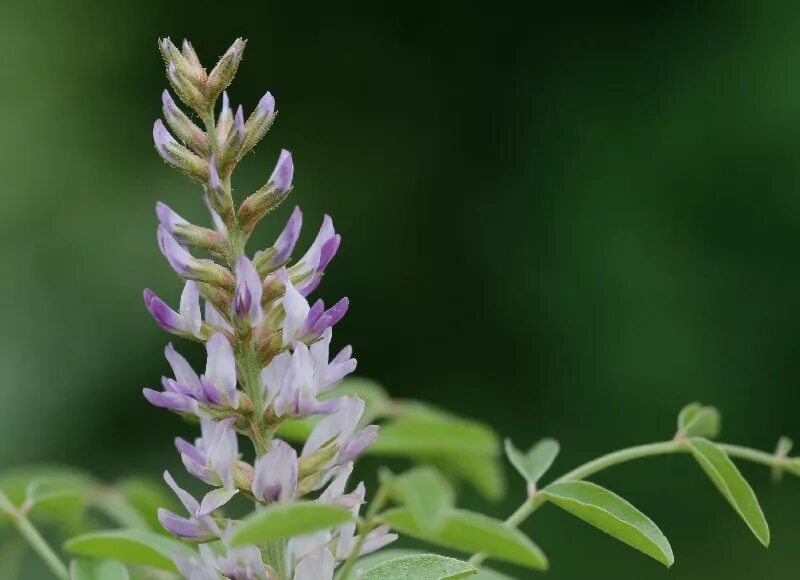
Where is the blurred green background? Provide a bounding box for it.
[2,0,800,577]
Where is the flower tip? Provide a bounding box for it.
[257,91,275,116]
[270,149,294,193]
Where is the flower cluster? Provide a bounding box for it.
[143,38,392,579]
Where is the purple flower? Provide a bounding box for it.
[174,542,269,580]
[269,149,294,193]
[153,119,179,165]
[143,342,203,413]
[155,201,189,234]
[232,105,245,148]
[272,206,303,266]
[176,418,239,489]
[143,281,201,338]
[288,215,341,296]
[262,333,356,418]
[204,300,234,333]
[199,333,239,408]
[252,439,298,502]
[303,397,377,465]
[233,256,263,325]
[257,91,275,120]
[158,471,221,541]
[157,224,197,277]
[278,270,349,345]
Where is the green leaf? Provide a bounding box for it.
[540,481,673,567]
[395,467,454,533]
[323,377,393,420]
[70,559,129,580]
[371,415,499,457]
[504,438,559,485]
[0,467,93,529]
[687,437,770,546]
[382,508,547,570]
[64,529,194,572]
[361,554,476,579]
[354,549,513,580]
[438,454,505,502]
[677,403,721,439]
[229,501,353,547]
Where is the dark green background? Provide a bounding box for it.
[2,0,800,577]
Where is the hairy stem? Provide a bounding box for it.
[0,491,69,580]
[468,439,785,567]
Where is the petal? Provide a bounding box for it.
[234,256,264,323]
[293,548,334,580]
[142,388,195,413]
[144,289,186,334]
[278,270,310,345]
[269,149,294,193]
[204,333,237,405]
[273,206,303,264]
[164,343,202,392]
[196,487,238,517]
[252,439,298,502]
[163,470,200,514]
[179,281,202,337]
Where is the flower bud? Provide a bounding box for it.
[216,91,234,146]
[162,90,210,156]
[153,120,208,181]
[158,225,235,289]
[206,38,246,104]
[219,105,245,170]
[167,61,208,114]
[238,150,293,234]
[180,39,205,80]
[298,442,339,479]
[253,206,303,275]
[241,91,276,154]
[156,202,226,253]
[205,154,233,220]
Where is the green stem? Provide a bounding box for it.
[0,491,69,580]
[336,484,390,580]
[468,439,784,567]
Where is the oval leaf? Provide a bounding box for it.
[70,559,129,580]
[687,437,770,546]
[504,438,560,485]
[396,467,454,533]
[677,403,720,439]
[372,416,499,457]
[382,508,548,571]
[540,481,673,567]
[361,554,476,579]
[65,529,192,571]
[230,501,352,547]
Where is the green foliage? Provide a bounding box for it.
[0,466,93,530]
[360,554,476,579]
[278,378,504,500]
[382,507,548,571]
[540,481,673,567]
[229,501,353,547]
[390,467,454,533]
[70,558,129,580]
[64,529,193,572]
[686,437,770,546]
[504,438,560,485]
[677,403,721,439]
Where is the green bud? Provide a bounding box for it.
[206,38,246,104]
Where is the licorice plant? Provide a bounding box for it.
[0,38,799,580]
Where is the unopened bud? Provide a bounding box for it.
[216,91,234,147]
[241,91,276,155]
[238,150,293,234]
[220,105,245,170]
[158,225,234,289]
[167,61,208,114]
[156,202,226,253]
[180,39,206,80]
[232,460,255,495]
[206,38,246,104]
[298,442,339,478]
[162,90,210,156]
[153,120,209,181]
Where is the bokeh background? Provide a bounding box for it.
[2,0,800,578]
